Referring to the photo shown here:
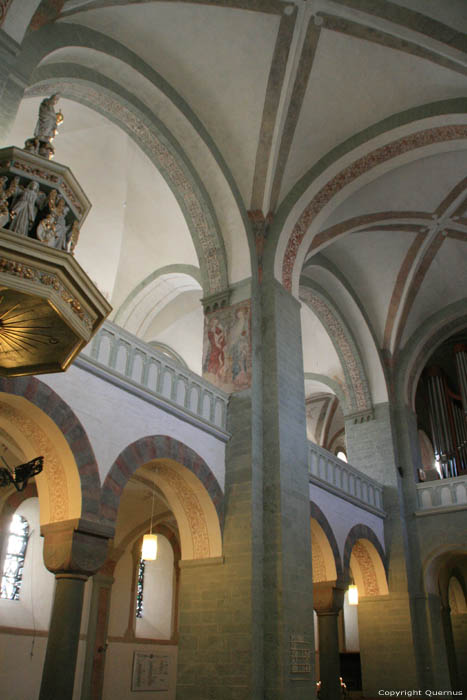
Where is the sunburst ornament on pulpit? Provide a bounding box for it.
[0,296,59,354]
[0,285,85,376]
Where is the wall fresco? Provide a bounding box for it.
[202,300,251,393]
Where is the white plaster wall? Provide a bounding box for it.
[40,45,251,285]
[304,267,388,404]
[343,591,360,652]
[301,304,343,382]
[0,497,92,698]
[62,3,279,206]
[309,484,385,560]
[103,643,177,700]
[0,634,87,700]
[41,364,226,490]
[136,535,174,640]
[144,292,204,375]
[108,547,134,638]
[0,498,55,630]
[4,98,197,309]
[0,633,48,700]
[109,537,174,640]
[280,29,467,202]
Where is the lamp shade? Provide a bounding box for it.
[348,584,358,605]
[141,534,158,561]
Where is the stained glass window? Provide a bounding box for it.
[136,556,145,618]
[1,514,29,600]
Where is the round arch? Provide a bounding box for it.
[102,436,223,561]
[0,376,100,524]
[424,545,467,599]
[0,481,37,533]
[310,501,342,581]
[449,575,467,615]
[113,264,203,333]
[301,280,373,415]
[25,68,228,297]
[395,301,467,410]
[1,20,262,295]
[267,100,467,297]
[343,524,388,597]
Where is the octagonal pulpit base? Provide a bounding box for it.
[0,228,111,377]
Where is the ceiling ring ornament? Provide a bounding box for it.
[282,124,467,293]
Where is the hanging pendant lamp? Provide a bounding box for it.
[142,483,158,561]
[348,584,359,605]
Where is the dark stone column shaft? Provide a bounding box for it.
[317,612,341,700]
[80,573,114,700]
[261,278,315,699]
[441,605,460,690]
[39,573,87,700]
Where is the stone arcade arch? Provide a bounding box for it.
[0,376,110,700]
[343,524,388,597]
[301,282,373,417]
[102,435,223,560]
[310,501,342,583]
[310,502,347,700]
[0,375,100,525]
[77,435,225,700]
[423,547,467,695]
[0,22,242,298]
[341,525,389,698]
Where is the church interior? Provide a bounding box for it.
[0,1,466,699]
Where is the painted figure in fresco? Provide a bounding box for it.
[230,305,250,389]
[9,181,45,236]
[206,316,226,378]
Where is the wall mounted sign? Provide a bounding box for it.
[131,651,169,692]
[290,634,312,679]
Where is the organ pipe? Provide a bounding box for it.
[426,367,458,478]
[454,344,467,417]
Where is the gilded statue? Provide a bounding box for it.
[34,94,63,142]
[36,190,67,247]
[25,94,64,159]
[69,220,80,254]
[0,176,21,228]
[0,177,9,227]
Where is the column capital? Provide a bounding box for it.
[201,288,231,314]
[41,518,112,577]
[313,581,347,614]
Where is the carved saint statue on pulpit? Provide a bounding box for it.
[25,94,64,159]
[34,94,63,142]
